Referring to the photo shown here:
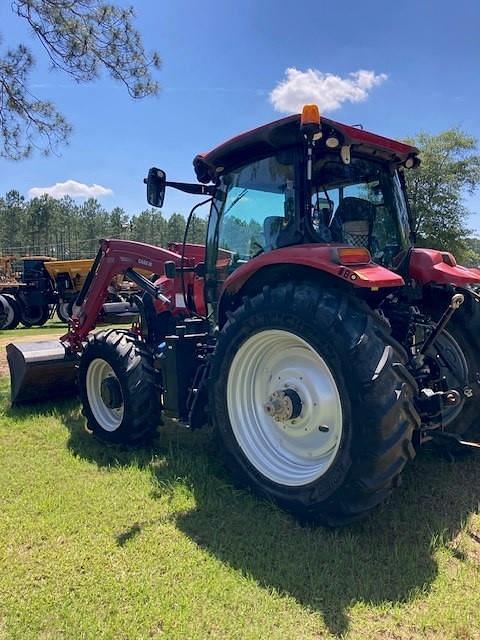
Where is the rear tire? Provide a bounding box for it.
[439,305,480,436]
[210,282,420,526]
[19,303,50,327]
[0,294,20,329]
[78,329,161,444]
[423,289,480,436]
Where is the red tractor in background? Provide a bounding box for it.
[8,105,480,526]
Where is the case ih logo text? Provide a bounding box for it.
[138,258,152,267]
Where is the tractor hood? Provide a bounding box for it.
[409,248,480,286]
[193,113,419,183]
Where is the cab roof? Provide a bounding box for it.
[193,113,419,183]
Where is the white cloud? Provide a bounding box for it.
[269,68,388,114]
[28,180,113,199]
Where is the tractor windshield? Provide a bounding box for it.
[205,152,297,303]
[310,156,411,266]
[213,153,297,256]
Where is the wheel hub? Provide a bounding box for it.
[264,388,302,422]
[100,376,123,409]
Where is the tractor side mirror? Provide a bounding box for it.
[145,167,166,208]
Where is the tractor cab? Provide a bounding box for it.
[200,140,414,301]
[199,124,414,264]
[186,106,417,312]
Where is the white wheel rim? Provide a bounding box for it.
[86,358,124,431]
[227,329,343,486]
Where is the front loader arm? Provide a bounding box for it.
[62,239,185,348]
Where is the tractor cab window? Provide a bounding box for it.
[207,153,296,291]
[310,157,411,266]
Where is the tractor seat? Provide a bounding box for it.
[334,197,376,248]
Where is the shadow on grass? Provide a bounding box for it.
[10,398,480,636]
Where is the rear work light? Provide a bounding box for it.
[336,247,372,266]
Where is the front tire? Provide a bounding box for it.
[210,282,420,525]
[79,329,161,444]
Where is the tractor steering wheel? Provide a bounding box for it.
[251,240,265,258]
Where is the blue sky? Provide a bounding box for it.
[1,0,479,229]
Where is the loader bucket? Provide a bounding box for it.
[7,340,78,405]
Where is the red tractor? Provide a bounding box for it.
[8,105,480,525]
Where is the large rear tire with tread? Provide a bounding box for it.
[79,329,161,444]
[210,282,420,526]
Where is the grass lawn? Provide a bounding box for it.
[1,330,480,638]
[0,318,126,338]
[0,319,68,337]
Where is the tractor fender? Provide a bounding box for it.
[409,248,480,287]
[217,245,403,326]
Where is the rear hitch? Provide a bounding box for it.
[429,430,480,451]
[411,293,467,425]
[415,386,462,422]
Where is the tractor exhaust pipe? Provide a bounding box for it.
[7,340,78,405]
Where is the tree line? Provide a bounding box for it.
[0,191,207,259]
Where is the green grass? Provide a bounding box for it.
[0,319,129,338]
[0,319,67,337]
[1,376,480,639]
